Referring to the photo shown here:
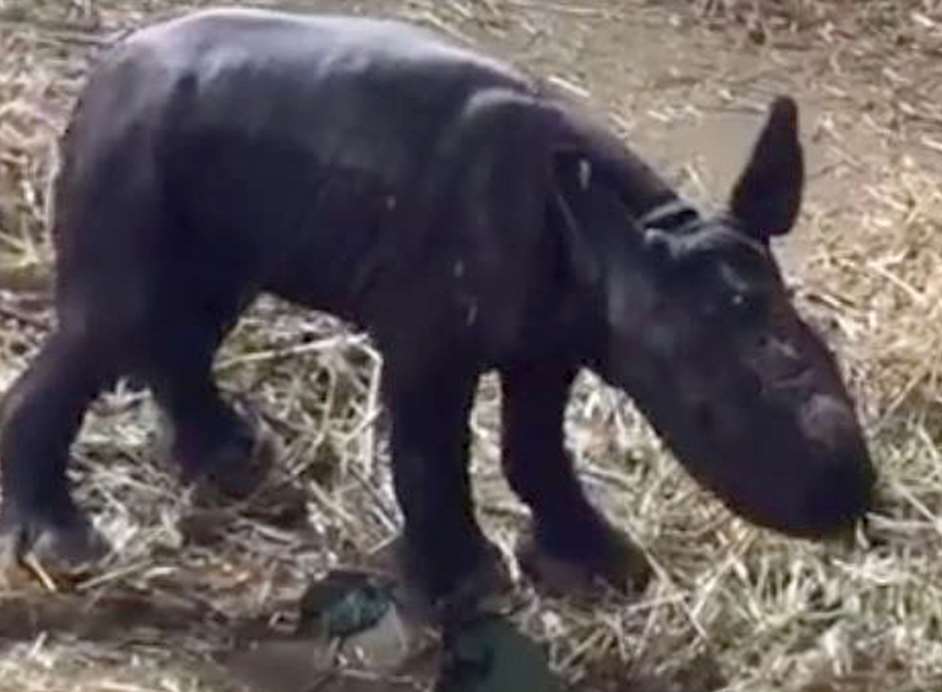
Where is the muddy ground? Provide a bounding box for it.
[1,1,942,691]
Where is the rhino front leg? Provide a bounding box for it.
[384,361,508,614]
[500,360,650,595]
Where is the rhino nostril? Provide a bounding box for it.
[800,395,858,454]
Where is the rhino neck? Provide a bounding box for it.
[600,149,704,233]
[558,106,701,229]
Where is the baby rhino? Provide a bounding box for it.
[0,9,874,609]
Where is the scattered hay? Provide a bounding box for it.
[1,1,942,691]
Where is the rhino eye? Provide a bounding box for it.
[729,290,766,321]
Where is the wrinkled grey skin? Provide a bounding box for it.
[0,8,873,608]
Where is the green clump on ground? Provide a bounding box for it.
[437,617,564,692]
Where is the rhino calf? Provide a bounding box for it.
[0,9,873,608]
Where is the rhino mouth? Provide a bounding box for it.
[643,383,874,538]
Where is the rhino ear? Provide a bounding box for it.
[729,96,805,240]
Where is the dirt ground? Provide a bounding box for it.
[2,0,942,690]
